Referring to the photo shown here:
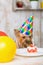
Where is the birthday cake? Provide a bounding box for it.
[27,44,37,53]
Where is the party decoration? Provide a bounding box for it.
[18,16,34,35]
[0,36,16,62]
[0,31,8,36]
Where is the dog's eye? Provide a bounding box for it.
[29,36,31,38]
[22,36,25,38]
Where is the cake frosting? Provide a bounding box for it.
[27,44,37,53]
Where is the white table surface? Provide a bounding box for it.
[0,48,43,65]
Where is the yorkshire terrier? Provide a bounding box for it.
[14,29,33,48]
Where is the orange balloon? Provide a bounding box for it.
[0,31,8,36]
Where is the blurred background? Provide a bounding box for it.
[0,0,43,47]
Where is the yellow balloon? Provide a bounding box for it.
[0,36,16,62]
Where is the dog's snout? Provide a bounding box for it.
[25,40,33,44]
[25,40,30,43]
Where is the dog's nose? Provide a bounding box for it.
[25,40,30,43]
[25,40,32,44]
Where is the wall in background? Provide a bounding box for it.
[0,0,43,47]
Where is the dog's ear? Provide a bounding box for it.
[14,29,20,37]
[29,34,33,38]
[14,29,20,34]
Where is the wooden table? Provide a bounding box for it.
[0,48,43,65]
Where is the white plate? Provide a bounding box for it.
[16,48,43,57]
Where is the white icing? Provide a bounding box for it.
[27,46,37,50]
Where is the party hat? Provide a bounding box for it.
[18,16,34,36]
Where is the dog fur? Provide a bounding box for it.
[14,29,33,48]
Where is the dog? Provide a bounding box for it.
[14,29,33,48]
